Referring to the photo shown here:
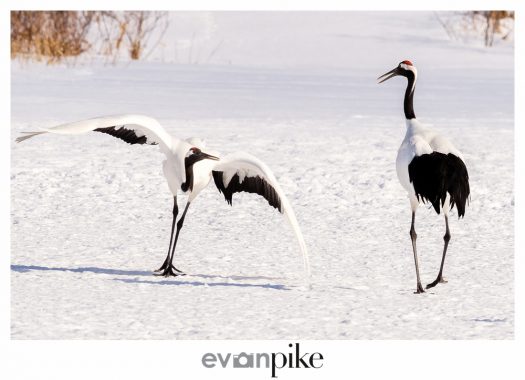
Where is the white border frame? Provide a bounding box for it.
[2,1,522,379]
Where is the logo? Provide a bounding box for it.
[202,343,324,378]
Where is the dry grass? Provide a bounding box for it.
[435,10,514,47]
[469,11,514,46]
[96,11,169,61]
[11,11,95,63]
[11,11,169,64]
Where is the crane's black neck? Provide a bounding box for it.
[181,155,203,192]
[404,72,416,120]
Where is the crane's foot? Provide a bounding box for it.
[414,283,425,294]
[154,257,170,273]
[154,259,185,274]
[153,265,185,277]
[426,276,447,289]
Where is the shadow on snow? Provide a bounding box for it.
[11,264,290,290]
[11,264,150,277]
[113,277,289,290]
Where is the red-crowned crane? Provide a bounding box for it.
[16,115,310,278]
[378,60,470,293]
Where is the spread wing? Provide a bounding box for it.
[15,114,192,185]
[15,114,173,153]
[212,151,310,277]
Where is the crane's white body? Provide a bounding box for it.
[17,114,310,277]
[396,118,464,212]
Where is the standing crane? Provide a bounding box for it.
[16,114,310,278]
[378,60,470,293]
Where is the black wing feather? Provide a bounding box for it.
[408,152,470,217]
[212,171,283,213]
[94,126,157,145]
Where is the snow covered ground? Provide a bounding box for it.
[10,12,513,339]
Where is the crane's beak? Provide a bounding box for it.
[199,151,220,161]
[377,67,400,84]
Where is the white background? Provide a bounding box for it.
[2,0,523,379]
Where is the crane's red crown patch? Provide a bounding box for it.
[401,60,413,66]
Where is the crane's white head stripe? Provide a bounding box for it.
[399,62,417,93]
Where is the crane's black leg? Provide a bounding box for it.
[410,211,425,294]
[157,202,191,277]
[426,215,451,289]
[154,196,179,273]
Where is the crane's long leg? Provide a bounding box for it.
[154,196,183,274]
[157,201,191,277]
[410,211,425,294]
[426,215,451,289]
